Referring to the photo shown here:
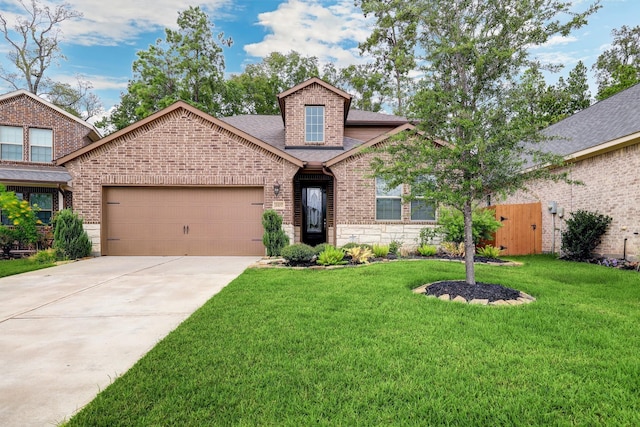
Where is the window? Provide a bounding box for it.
[0,125,23,161]
[30,193,53,224]
[305,106,324,142]
[411,199,436,221]
[1,192,23,225]
[30,128,53,162]
[376,177,402,220]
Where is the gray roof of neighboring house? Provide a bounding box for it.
[540,83,640,157]
[220,109,407,162]
[0,165,72,184]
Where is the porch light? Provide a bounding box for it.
[273,180,281,197]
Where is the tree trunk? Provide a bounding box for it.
[463,199,476,285]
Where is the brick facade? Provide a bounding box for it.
[63,107,301,251]
[0,93,95,163]
[499,140,640,260]
[283,83,345,147]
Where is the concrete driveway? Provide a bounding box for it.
[0,256,257,427]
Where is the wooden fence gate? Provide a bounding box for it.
[486,202,542,256]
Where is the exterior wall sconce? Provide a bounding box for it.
[273,180,281,197]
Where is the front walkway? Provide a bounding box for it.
[0,256,257,427]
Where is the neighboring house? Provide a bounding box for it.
[0,90,101,225]
[498,83,640,260]
[57,77,439,256]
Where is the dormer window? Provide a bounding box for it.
[305,105,324,143]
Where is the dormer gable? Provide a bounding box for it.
[277,77,352,148]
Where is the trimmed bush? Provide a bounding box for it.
[561,210,612,261]
[281,244,315,265]
[314,243,331,255]
[53,209,92,260]
[438,207,502,244]
[262,210,289,256]
[341,242,361,251]
[30,248,58,264]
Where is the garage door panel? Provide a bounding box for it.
[103,187,264,256]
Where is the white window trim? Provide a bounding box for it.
[0,125,24,161]
[376,177,403,221]
[304,105,325,143]
[29,128,53,163]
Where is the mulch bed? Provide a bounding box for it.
[425,280,522,302]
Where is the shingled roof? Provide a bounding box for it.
[540,83,640,158]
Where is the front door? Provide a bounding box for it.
[302,186,326,246]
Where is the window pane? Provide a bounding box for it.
[376,177,402,197]
[411,200,436,221]
[305,106,324,142]
[0,125,23,144]
[30,193,53,224]
[376,199,401,220]
[1,144,23,160]
[29,128,53,147]
[30,146,52,162]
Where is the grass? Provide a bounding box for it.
[0,257,54,277]
[66,256,640,426]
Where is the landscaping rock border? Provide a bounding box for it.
[412,282,536,306]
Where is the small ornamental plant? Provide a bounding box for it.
[262,210,289,256]
[53,209,92,260]
[317,246,347,266]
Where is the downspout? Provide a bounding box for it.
[322,165,336,246]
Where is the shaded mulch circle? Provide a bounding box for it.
[426,281,521,302]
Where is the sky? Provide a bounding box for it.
[0,0,636,117]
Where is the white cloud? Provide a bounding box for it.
[47,0,233,46]
[243,0,372,67]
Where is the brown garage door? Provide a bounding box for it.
[103,187,264,256]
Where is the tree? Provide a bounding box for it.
[326,63,392,113]
[53,209,92,259]
[99,6,231,131]
[370,0,599,285]
[46,76,103,121]
[0,0,81,94]
[593,25,640,101]
[357,0,418,116]
[223,51,320,116]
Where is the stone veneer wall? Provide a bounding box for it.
[499,141,640,260]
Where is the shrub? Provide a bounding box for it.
[314,243,331,255]
[317,246,347,266]
[341,242,361,251]
[561,210,613,261]
[262,210,289,256]
[388,240,402,256]
[30,248,58,264]
[417,244,438,257]
[53,209,92,260]
[477,245,502,259]
[372,244,390,257]
[441,241,465,257]
[417,227,438,246]
[0,185,40,248]
[438,207,502,244]
[346,246,374,264]
[281,244,315,264]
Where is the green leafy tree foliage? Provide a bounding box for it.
[53,209,92,260]
[98,6,231,132]
[357,0,418,115]
[262,209,289,257]
[593,25,640,101]
[324,63,391,113]
[223,51,320,116]
[561,210,612,261]
[0,185,40,248]
[370,0,598,285]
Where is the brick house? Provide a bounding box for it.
[0,90,100,225]
[497,83,640,260]
[57,78,440,256]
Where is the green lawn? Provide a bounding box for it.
[0,258,54,277]
[66,256,640,426]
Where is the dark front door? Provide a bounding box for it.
[302,186,326,246]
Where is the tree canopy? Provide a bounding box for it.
[593,25,640,101]
[369,0,599,285]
